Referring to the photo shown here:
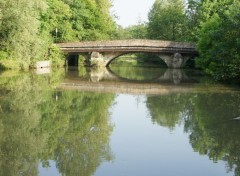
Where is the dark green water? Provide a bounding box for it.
[0,67,240,176]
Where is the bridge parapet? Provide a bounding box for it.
[57,39,195,48]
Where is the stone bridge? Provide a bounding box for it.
[56,39,198,68]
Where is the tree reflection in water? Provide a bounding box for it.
[146,92,240,175]
[40,90,114,176]
[0,70,114,176]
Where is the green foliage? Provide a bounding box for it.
[78,55,86,66]
[0,59,21,70]
[196,1,240,81]
[0,0,117,69]
[115,22,148,40]
[0,51,7,60]
[40,0,75,42]
[48,45,65,67]
[0,0,48,69]
[147,0,187,41]
[184,0,202,41]
[61,0,117,41]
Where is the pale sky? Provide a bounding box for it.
[111,0,155,27]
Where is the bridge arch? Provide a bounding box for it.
[104,52,164,67]
[99,52,191,68]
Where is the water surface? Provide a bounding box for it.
[0,67,239,176]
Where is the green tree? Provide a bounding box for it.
[0,0,47,69]
[40,0,75,42]
[115,19,148,40]
[115,25,134,39]
[196,0,240,81]
[184,0,203,41]
[0,69,115,176]
[147,0,186,41]
[0,0,117,69]
[62,0,117,41]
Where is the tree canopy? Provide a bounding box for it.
[196,0,240,81]
[0,0,117,69]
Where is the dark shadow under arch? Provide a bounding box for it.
[67,54,79,66]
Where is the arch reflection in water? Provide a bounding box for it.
[66,66,194,83]
[61,67,199,95]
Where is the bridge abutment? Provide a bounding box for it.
[83,51,124,67]
[158,53,190,68]
[89,52,106,67]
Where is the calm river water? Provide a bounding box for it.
[0,66,240,176]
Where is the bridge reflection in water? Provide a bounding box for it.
[58,67,232,95]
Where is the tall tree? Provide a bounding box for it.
[40,0,75,42]
[184,0,202,41]
[147,0,186,41]
[0,0,117,69]
[196,0,240,81]
[62,0,117,41]
[0,0,47,69]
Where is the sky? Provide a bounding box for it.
[111,0,155,27]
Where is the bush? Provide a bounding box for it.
[48,45,65,67]
[196,2,240,82]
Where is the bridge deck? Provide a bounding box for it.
[56,39,197,54]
